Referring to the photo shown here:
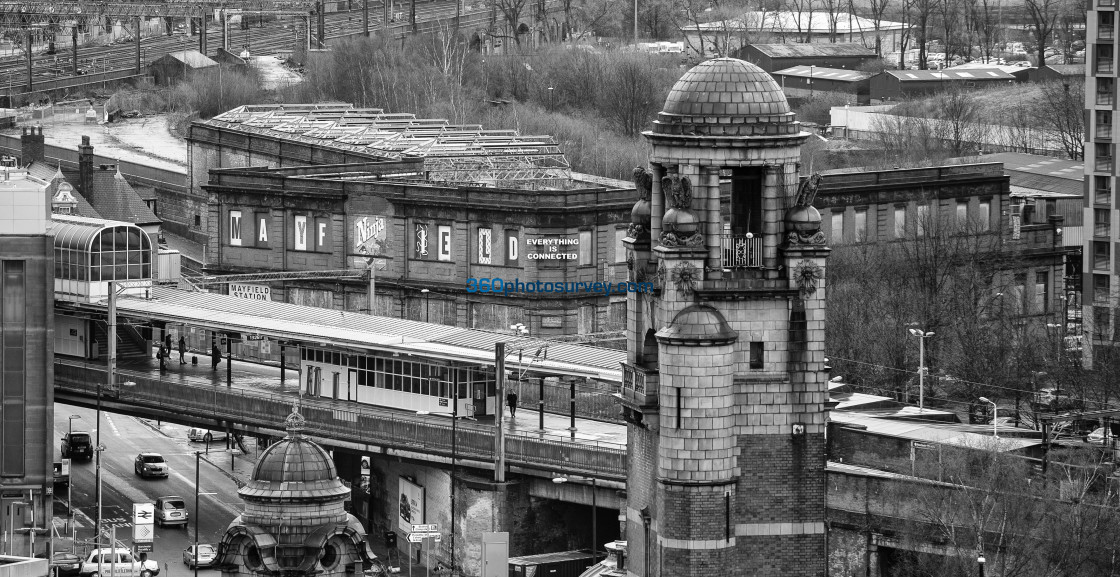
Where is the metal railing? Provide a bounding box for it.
[1102,26,1116,40]
[1102,0,1116,8]
[1098,124,1114,139]
[721,234,763,268]
[1097,91,1115,106]
[1096,156,1114,172]
[53,360,627,481]
[1098,58,1115,74]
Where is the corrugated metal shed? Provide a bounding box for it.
[883,68,1016,81]
[747,43,876,58]
[832,412,1041,451]
[773,66,872,82]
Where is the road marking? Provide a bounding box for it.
[105,415,121,436]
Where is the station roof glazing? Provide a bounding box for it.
[202,104,573,187]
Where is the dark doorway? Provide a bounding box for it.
[729,167,763,235]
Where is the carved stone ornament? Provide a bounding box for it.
[626,253,635,271]
[786,229,828,245]
[654,261,667,290]
[285,404,307,431]
[633,167,653,201]
[670,262,699,296]
[662,173,693,210]
[635,262,651,284]
[793,259,824,298]
[659,229,704,247]
[627,222,649,240]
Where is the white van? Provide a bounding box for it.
[187,428,227,443]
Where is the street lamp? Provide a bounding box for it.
[908,328,935,410]
[552,476,599,561]
[67,415,80,530]
[417,409,467,573]
[421,289,430,322]
[809,65,814,97]
[978,555,986,577]
[194,452,217,577]
[979,397,998,438]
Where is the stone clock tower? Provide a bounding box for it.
[620,58,829,577]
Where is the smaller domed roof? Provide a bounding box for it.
[648,58,803,140]
[252,436,337,483]
[655,304,738,345]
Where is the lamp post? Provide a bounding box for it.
[809,65,814,97]
[908,328,935,410]
[980,397,998,438]
[417,409,467,573]
[194,452,217,577]
[421,289,430,322]
[67,415,80,531]
[552,476,598,560]
[978,555,986,577]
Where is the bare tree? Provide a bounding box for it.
[596,52,666,136]
[865,0,892,56]
[1023,0,1067,67]
[491,0,530,47]
[934,85,987,155]
[1036,79,1085,160]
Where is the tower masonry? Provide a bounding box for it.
[620,58,829,577]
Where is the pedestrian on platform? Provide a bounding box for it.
[212,344,222,370]
[164,332,172,354]
[506,391,518,417]
[178,335,187,364]
[157,343,167,371]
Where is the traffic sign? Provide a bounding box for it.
[133,503,155,525]
[135,543,153,554]
[407,533,426,543]
[431,534,442,543]
[412,524,438,533]
[133,524,153,540]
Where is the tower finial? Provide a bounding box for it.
[284,403,306,435]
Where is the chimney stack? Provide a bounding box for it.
[20,125,44,166]
[78,135,93,197]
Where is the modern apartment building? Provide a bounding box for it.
[1086,1,1117,363]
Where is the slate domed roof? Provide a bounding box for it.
[238,407,351,501]
[648,58,802,139]
[655,304,738,346]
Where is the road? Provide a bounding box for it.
[55,403,245,577]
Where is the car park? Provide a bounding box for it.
[134,453,169,478]
[155,496,188,527]
[183,545,217,568]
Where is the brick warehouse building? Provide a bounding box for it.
[188,105,637,336]
[0,166,54,555]
[620,58,830,576]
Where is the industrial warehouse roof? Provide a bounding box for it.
[831,412,1042,451]
[746,43,876,58]
[773,66,872,82]
[201,104,572,187]
[686,11,906,32]
[880,68,1016,81]
[984,152,1085,198]
[106,286,625,383]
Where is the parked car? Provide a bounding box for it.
[54,460,70,486]
[155,495,188,527]
[61,431,93,460]
[187,428,227,443]
[1087,427,1108,444]
[134,453,169,478]
[37,552,83,577]
[182,545,217,568]
[78,548,159,577]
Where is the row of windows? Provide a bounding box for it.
[302,348,496,399]
[829,201,992,244]
[54,228,153,282]
[1,260,25,477]
[227,210,630,266]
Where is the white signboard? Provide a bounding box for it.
[132,503,155,525]
[412,524,438,533]
[354,215,388,256]
[398,477,425,532]
[60,459,70,476]
[230,283,271,301]
[295,215,308,251]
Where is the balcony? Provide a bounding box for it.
[1097,156,1114,172]
[721,234,763,268]
[1098,58,1115,74]
[1098,124,1115,139]
[1096,189,1113,204]
[1095,222,1111,237]
[1098,91,1115,106]
[1102,26,1117,40]
[621,362,659,409]
[1104,0,1117,7]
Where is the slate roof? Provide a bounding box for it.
[1038,64,1084,77]
[983,152,1084,197]
[773,65,872,82]
[882,68,1016,81]
[157,50,218,69]
[25,161,102,219]
[85,166,161,225]
[747,43,876,58]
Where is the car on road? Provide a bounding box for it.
[1087,427,1106,443]
[187,428,227,443]
[61,431,93,460]
[134,453,169,478]
[37,552,83,577]
[54,460,70,486]
[155,496,189,527]
[182,545,217,568]
[78,548,159,577]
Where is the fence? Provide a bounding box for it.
[54,359,627,481]
[514,378,622,423]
